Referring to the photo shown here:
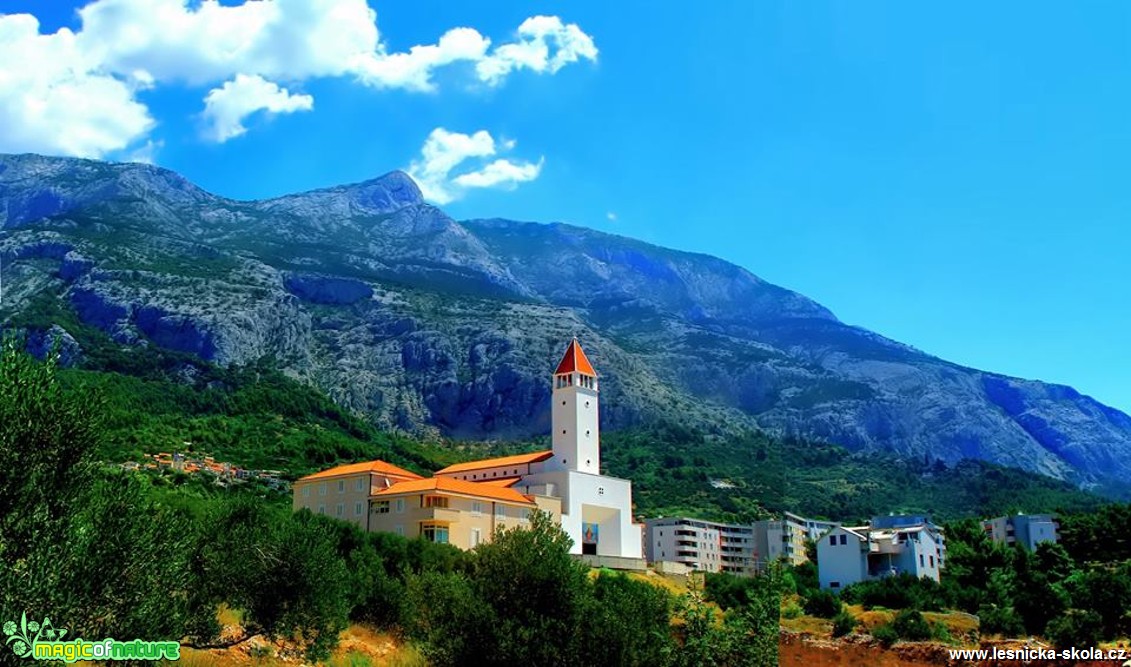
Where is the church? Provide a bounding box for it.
[292,339,645,561]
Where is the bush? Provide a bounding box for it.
[1045,609,1103,650]
[781,601,803,619]
[977,604,1025,637]
[840,573,945,611]
[831,611,857,637]
[872,623,899,647]
[891,609,932,641]
[803,590,843,619]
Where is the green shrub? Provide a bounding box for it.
[1045,609,1103,650]
[872,623,899,647]
[781,601,803,619]
[831,611,857,637]
[891,609,932,641]
[803,589,843,619]
[977,604,1025,637]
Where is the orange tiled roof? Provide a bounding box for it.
[554,338,596,376]
[299,460,423,482]
[373,477,535,505]
[482,477,522,487]
[434,450,553,475]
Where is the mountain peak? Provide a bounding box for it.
[336,170,423,212]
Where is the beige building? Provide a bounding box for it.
[293,457,563,549]
[369,475,561,548]
[293,460,423,530]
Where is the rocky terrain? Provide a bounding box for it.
[2,153,1129,489]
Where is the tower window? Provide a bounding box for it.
[562,401,566,406]
[562,430,566,435]
[585,401,590,407]
[585,430,590,437]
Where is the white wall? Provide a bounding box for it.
[817,528,867,590]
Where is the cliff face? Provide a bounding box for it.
[2,153,1129,487]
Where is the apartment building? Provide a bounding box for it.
[644,518,755,575]
[817,516,946,590]
[752,511,840,569]
[983,514,1059,551]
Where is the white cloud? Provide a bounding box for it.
[408,128,542,204]
[0,13,154,158]
[476,16,599,85]
[0,1,597,158]
[202,74,313,142]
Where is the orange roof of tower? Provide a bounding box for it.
[554,338,596,376]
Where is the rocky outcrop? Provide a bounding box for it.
[1,152,1129,488]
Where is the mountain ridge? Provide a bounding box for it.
[2,152,1129,490]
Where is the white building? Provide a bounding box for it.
[437,339,644,560]
[983,514,1059,551]
[817,516,946,590]
[644,517,755,574]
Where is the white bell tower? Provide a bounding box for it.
[551,338,600,475]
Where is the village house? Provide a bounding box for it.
[644,517,756,575]
[817,515,946,590]
[982,513,1059,551]
[291,339,644,562]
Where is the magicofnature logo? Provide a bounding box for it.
[3,612,179,662]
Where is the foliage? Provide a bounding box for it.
[1045,609,1104,650]
[839,574,946,612]
[831,610,858,637]
[598,422,1106,524]
[890,609,932,641]
[802,590,842,619]
[871,623,899,647]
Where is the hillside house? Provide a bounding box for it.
[983,514,1059,551]
[817,516,945,590]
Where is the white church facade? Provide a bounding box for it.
[293,339,645,561]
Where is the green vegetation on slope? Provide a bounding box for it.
[600,422,1106,523]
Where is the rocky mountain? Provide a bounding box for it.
[2,153,1129,490]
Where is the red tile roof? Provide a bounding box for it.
[373,477,535,505]
[554,338,596,376]
[434,450,553,475]
[481,477,522,487]
[299,460,423,482]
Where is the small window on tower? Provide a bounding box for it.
[585,430,590,437]
[562,429,566,435]
[562,400,566,406]
[585,401,590,407]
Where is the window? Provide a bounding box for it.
[929,555,935,568]
[318,505,325,515]
[395,525,404,536]
[919,554,925,567]
[423,525,449,544]
[319,482,327,496]
[840,534,847,545]
[356,478,365,492]
[373,501,390,514]
[471,528,482,547]
[829,536,836,547]
[424,496,449,509]
[338,480,345,493]
[830,581,840,589]
[472,501,483,515]
[520,509,531,521]
[302,486,310,497]
[336,503,344,517]
[355,502,364,516]
[495,505,506,519]
[395,498,405,513]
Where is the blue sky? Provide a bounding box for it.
[2,1,1129,412]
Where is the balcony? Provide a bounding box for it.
[419,507,462,523]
